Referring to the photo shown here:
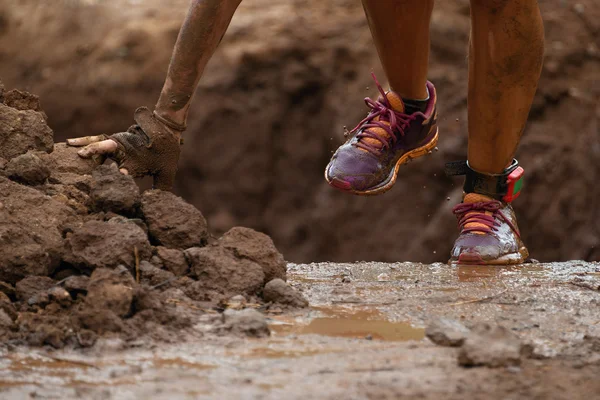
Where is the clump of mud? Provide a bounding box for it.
[0,84,306,349]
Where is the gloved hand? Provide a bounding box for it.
[67,107,182,190]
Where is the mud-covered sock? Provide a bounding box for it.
[402,87,429,115]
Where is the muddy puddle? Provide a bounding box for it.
[269,306,424,341]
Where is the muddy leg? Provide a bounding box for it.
[361,0,434,99]
[467,0,544,173]
[154,0,243,128]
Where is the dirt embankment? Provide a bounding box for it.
[0,87,307,348]
[0,0,598,264]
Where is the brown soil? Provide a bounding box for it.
[0,0,598,265]
[0,88,306,348]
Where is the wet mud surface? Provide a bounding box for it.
[2,261,600,399]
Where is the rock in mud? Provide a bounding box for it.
[186,245,265,298]
[0,103,53,160]
[15,276,56,302]
[220,227,287,283]
[0,309,13,329]
[0,281,15,299]
[39,143,98,176]
[141,190,208,249]
[91,164,140,214]
[426,318,470,347]
[139,261,175,288]
[5,151,50,185]
[0,157,6,170]
[47,286,71,306]
[77,329,98,348]
[219,308,270,338]
[0,177,75,284]
[85,268,135,318]
[263,278,308,308]
[458,323,523,368]
[63,275,90,296]
[47,172,94,194]
[3,89,43,112]
[43,183,92,214]
[156,247,189,276]
[32,324,65,348]
[0,292,17,321]
[76,308,125,334]
[64,220,152,271]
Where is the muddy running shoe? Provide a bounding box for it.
[450,193,529,265]
[325,74,439,195]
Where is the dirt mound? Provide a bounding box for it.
[0,90,306,349]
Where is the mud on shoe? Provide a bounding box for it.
[450,193,529,265]
[325,74,439,195]
[446,159,529,265]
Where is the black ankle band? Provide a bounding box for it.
[445,159,524,202]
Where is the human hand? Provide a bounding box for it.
[67,107,182,190]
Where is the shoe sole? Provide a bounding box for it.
[325,128,439,196]
[448,246,530,266]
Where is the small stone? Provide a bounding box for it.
[139,261,175,288]
[458,323,523,368]
[220,309,270,338]
[263,279,308,308]
[28,292,50,307]
[63,275,90,295]
[0,293,16,321]
[77,329,98,348]
[91,164,140,214]
[219,227,287,283]
[0,281,15,299]
[77,308,124,334]
[64,220,152,271]
[0,309,13,328]
[3,89,42,111]
[186,245,264,298]
[141,190,208,249]
[156,247,189,276]
[15,276,55,302]
[426,318,470,347]
[5,152,50,185]
[48,287,71,306]
[39,143,98,176]
[377,273,390,281]
[85,268,135,318]
[0,103,53,160]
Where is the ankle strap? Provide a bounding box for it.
[445,159,524,203]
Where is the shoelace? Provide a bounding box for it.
[350,73,416,155]
[452,200,520,237]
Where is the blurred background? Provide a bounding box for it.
[0,0,598,263]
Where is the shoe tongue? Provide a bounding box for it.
[384,91,405,114]
[463,193,494,203]
[462,193,496,235]
[359,90,405,151]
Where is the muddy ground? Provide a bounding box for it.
[2,261,600,399]
[0,1,599,399]
[0,0,598,264]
